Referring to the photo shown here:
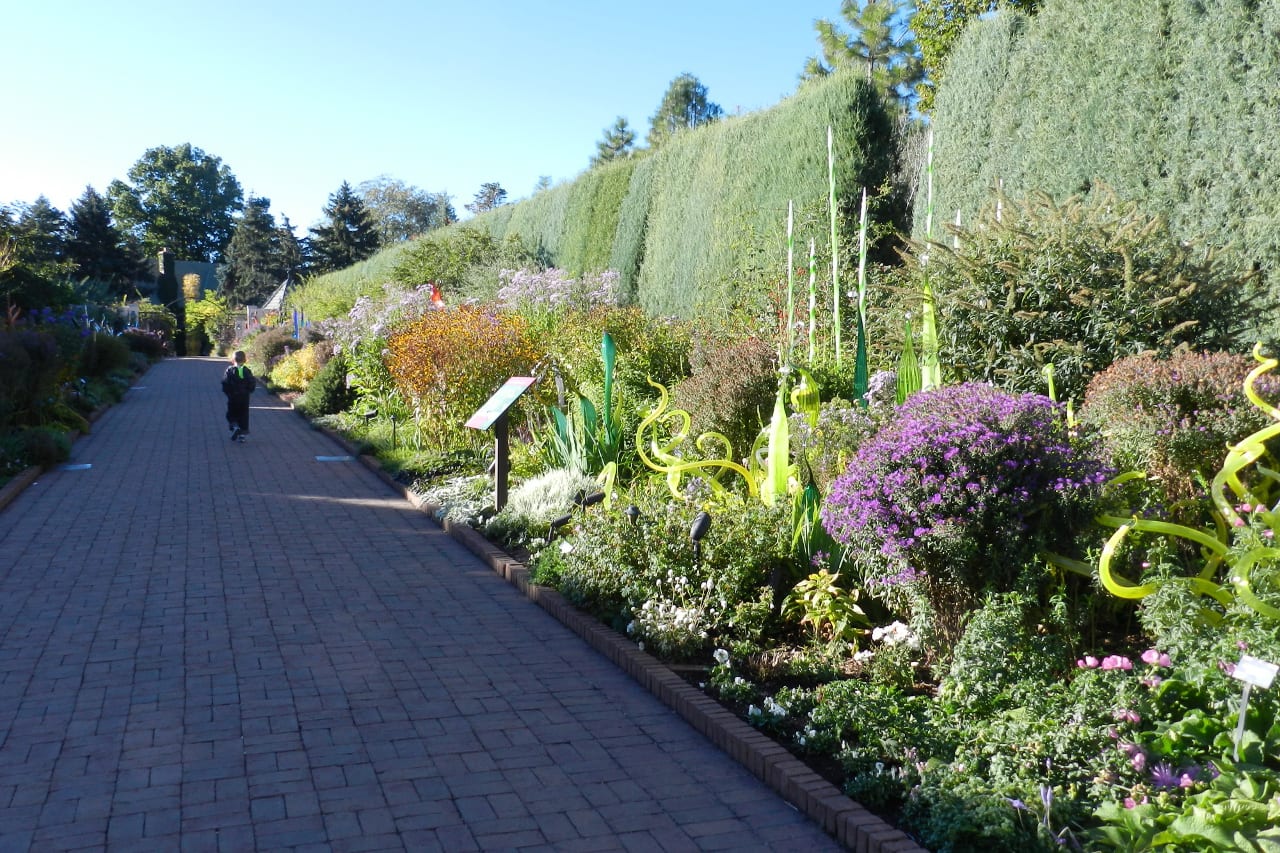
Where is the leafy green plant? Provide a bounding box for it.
[537,332,623,490]
[781,569,870,650]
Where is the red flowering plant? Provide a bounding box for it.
[821,382,1111,652]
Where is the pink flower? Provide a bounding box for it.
[1219,660,1236,676]
[1078,655,1100,668]
[1101,655,1133,671]
[1131,752,1147,771]
[1141,649,1161,665]
[1140,675,1163,688]
[1123,795,1149,809]
[1233,517,1247,527]
[1237,641,1249,651]
[1179,773,1196,789]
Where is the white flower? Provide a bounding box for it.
[713,648,730,667]
[747,705,762,718]
[734,676,746,686]
[558,540,573,554]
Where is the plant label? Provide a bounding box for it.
[1233,654,1278,689]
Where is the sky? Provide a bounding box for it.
[1,0,846,234]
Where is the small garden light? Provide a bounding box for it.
[389,413,398,449]
[362,409,377,431]
[623,505,641,526]
[689,510,711,567]
[547,513,572,542]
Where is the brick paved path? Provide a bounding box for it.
[0,358,839,851]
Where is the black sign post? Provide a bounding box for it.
[465,377,537,510]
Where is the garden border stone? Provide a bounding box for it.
[301,412,926,853]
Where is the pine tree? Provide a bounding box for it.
[464,183,508,215]
[591,117,636,167]
[647,74,723,149]
[65,186,141,294]
[309,181,380,273]
[222,197,283,305]
[803,0,923,110]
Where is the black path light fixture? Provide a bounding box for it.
[362,408,377,432]
[623,504,641,526]
[689,510,712,568]
[389,413,398,449]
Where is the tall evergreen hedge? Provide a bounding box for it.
[468,70,893,320]
[923,0,1280,339]
[297,71,894,323]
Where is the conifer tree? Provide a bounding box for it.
[647,74,723,149]
[591,117,636,166]
[309,181,380,273]
[222,196,284,305]
[66,186,141,294]
[803,0,923,110]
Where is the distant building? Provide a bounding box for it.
[175,261,218,297]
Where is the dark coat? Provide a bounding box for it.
[222,364,257,399]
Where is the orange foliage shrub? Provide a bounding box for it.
[385,305,545,440]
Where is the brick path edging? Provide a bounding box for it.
[296,416,927,853]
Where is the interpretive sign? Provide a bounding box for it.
[466,376,537,509]
[465,377,536,431]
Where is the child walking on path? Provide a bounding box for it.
[222,351,257,442]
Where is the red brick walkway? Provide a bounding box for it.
[0,358,842,851]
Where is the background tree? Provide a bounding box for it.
[591,117,637,167]
[465,182,508,215]
[221,197,285,306]
[275,216,309,280]
[0,204,72,311]
[308,181,380,274]
[803,0,924,109]
[65,186,142,295]
[911,0,1041,110]
[533,176,553,194]
[646,73,724,149]
[11,197,70,280]
[107,143,243,263]
[357,176,454,244]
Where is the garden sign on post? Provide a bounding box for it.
[465,376,537,510]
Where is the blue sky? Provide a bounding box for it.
[2,0,845,233]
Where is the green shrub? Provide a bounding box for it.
[919,188,1254,403]
[297,352,353,416]
[77,332,131,378]
[121,328,168,360]
[18,426,70,469]
[533,485,792,655]
[243,326,299,375]
[1080,350,1280,505]
[390,226,537,303]
[673,336,778,464]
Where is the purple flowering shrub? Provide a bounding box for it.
[822,383,1110,646]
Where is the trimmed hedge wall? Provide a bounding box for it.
[922,0,1280,340]
[468,70,893,320]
